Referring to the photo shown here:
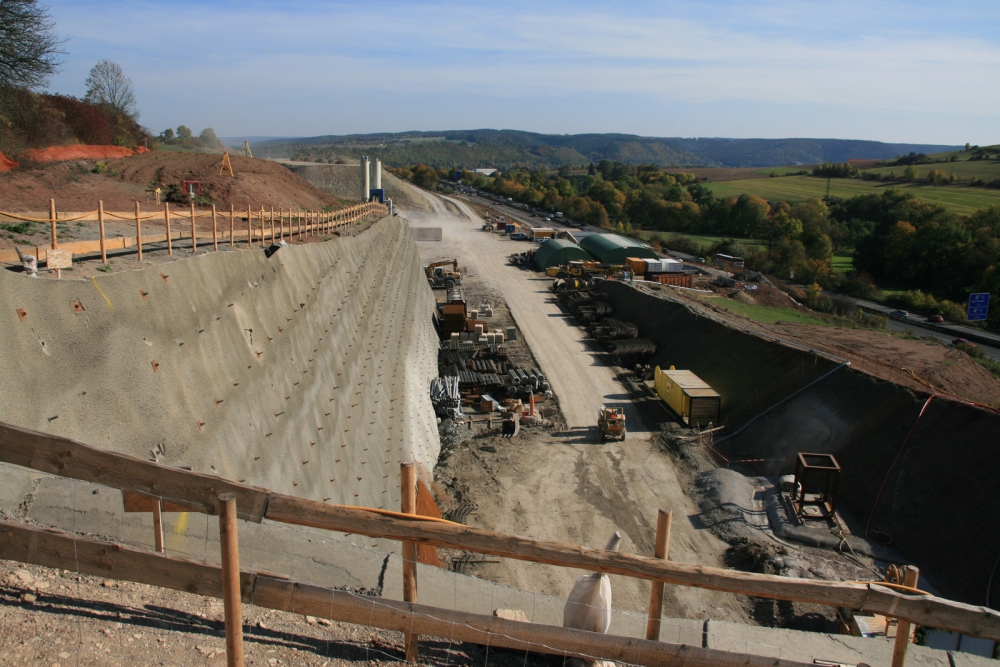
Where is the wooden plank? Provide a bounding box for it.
[0,521,813,667]
[400,463,419,662]
[0,421,269,521]
[122,489,199,514]
[219,495,244,666]
[0,520,254,601]
[263,494,1000,640]
[645,509,672,640]
[251,576,813,667]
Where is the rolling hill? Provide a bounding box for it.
[247,130,959,170]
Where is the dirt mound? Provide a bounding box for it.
[21,144,150,163]
[0,151,18,172]
[0,151,341,212]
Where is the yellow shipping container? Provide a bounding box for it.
[653,366,721,425]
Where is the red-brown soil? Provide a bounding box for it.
[21,144,149,162]
[0,151,18,172]
[0,151,345,213]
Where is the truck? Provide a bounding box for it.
[424,259,463,289]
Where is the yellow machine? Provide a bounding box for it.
[424,259,463,289]
[597,405,627,441]
[546,260,626,279]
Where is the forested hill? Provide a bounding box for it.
[250,130,958,169]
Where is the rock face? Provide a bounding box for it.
[0,217,440,508]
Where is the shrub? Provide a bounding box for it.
[955,342,984,359]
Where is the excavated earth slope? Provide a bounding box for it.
[0,217,440,512]
[601,281,1000,607]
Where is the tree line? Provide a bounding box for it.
[394,160,1000,325]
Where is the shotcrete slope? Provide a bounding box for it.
[0,217,440,511]
[601,281,1000,606]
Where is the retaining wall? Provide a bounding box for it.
[0,217,441,516]
[601,282,1000,606]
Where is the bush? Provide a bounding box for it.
[887,290,966,321]
[955,342,984,359]
[804,283,833,312]
[658,234,702,256]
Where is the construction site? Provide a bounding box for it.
[1,152,1000,667]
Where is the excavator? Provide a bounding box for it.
[424,259,463,289]
[546,260,626,279]
[597,405,627,442]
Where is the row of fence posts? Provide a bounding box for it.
[36,198,382,276]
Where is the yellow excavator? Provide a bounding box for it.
[546,260,626,279]
[424,259,463,289]
[598,405,627,442]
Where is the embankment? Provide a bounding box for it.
[601,281,1000,606]
[283,162,428,210]
[0,217,440,513]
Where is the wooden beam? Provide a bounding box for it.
[400,463,419,662]
[0,521,814,667]
[892,566,920,667]
[262,494,1000,640]
[646,509,672,640]
[219,495,244,666]
[0,422,269,521]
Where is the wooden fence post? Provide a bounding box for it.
[891,566,920,667]
[246,206,252,246]
[134,201,143,261]
[270,207,275,244]
[219,494,244,667]
[153,498,164,553]
[212,205,219,251]
[229,205,235,247]
[48,199,59,279]
[190,201,197,253]
[98,200,107,265]
[645,510,673,640]
[164,204,172,255]
[259,207,265,245]
[401,463,419,663]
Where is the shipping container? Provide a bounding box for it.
[505,224,516,234]
[645,258,684,273]
[653,366,720,425]
[529,227,556,240]
[651,274,693,288]
[625,257,648,275]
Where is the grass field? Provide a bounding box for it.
[704,175,1000,216]
[832,254,854,272]
[637,230,766,252]
[699,298,828,326]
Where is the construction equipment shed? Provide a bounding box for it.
[533,238,593,271]
[579,233,659,264]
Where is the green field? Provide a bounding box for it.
[704,175,1000,216]
[831,254,854,273]
[637,231,766,252]
[699,298,828,326]
[862,160,1000,182]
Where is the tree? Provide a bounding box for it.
[84,59,137,117]
[198,127,221,148]
[176,125,192,140]
[0,0,64,89]
[159,128,174,141]
[902,165,919,181]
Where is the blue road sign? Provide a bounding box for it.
[967,292,990,322]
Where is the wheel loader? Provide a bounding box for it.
[424,259,463,289]
[597,405,626,442]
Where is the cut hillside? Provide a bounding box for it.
[279,160,430,210]
[0,151,343,213]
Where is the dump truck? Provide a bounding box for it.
[425,259,463,289]
[597,406,626,441]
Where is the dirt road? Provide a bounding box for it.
[402,187,747,621]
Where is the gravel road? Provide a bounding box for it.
[400,185,747,621]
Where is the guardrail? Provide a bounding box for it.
[2,420,998,667]
[0,199,388,267]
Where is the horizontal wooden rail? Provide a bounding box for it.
[0,422,269,521]
[2,420,998,640]
[0,521,812,667]
[0,201,388,264]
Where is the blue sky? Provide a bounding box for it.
[43,1,1000,144]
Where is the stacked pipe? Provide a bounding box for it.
[590,318,639,341]
[430,376,463,418]
[605,338,657,366]
[505,367,551,397]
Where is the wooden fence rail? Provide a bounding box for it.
[1,421,998,642]
[0,199,389,265]
[0,521,814,667]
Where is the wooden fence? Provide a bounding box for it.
[1,421,998,667]
[0,199,389,266]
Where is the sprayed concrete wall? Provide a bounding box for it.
[601,282,1000,606]
[0,217,440,513]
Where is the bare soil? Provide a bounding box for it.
[0,151,345,214]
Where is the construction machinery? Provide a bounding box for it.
[425,259,463,289]
[545,260,626,279]
[597,406,627,441]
